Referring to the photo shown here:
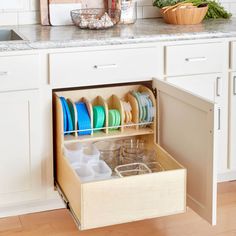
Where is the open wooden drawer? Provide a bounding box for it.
[53,79,218,230]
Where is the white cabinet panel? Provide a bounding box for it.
[0,90,42,206]
[229,73,236,169]
[0,54,40,92]
[166,74,222,102]
[232,42,236,70]
[49,47,161,88]
[165,43,224,76]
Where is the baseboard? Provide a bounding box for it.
[0,191,65,218]
[218,170,236,182]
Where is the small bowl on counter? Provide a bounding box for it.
[71,8,121,30]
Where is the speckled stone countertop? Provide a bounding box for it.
[1,18,236,52]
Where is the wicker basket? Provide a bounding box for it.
[161,5,208,25]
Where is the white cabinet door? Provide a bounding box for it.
[153,79,218,225]
[229,73,236,169]
[0,90,42,206]
[166,74,228,174]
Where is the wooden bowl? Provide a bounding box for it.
[161,6,208,25]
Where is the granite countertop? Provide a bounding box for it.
[1,18,236,52]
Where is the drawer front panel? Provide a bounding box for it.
[56,142,186,230]
[165,43,224,76]
[232,41,236,70]
[82,170,186,230]
[0,54,40,92]
[50,47,159,88]
[166,73,223,102]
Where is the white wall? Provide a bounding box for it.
[0,0,40,25]
[0,0,235,26]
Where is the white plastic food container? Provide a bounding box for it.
[73,163,95,182]
[64,142,83,164]
[82,144,100,163]
[88,160,112,180]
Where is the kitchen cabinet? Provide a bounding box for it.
[54,79,218,230]
[0,90,42,207]
[229,73,236,170]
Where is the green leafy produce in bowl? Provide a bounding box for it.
[153,0,232,19]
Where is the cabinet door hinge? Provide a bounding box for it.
[152,88,157,98]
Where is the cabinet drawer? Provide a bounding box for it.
[57,143,186,230]
[232,41,236,70]
[49,47,159,88]
[0,54,40,92]
[54,81,218,229]
[166,74,223,102]
[165,43,224,76]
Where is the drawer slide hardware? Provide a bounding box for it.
[55,182,69,208]
[55,182,81,229]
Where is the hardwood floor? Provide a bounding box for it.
[1,181,236,236]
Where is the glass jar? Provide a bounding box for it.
[119,1,137,24]
[121,139,145,164]
[94,141,121,170]
[142,150,164,172]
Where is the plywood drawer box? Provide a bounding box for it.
[165,43,224,76]
[49,47,160,88]
[232,41,236,70]
[54,79,218,230]
[0,54,40,92]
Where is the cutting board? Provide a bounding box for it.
[40,0,50,25]
[49,0,105,26]
[40,0,106,26]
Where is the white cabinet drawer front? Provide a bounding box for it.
[232,42,236,70]
[50,47,159,88]
[82,169,186,229]
[166,74,223,102]
[57,145,186,230]
[0,54,40,92]
[165,43,224,76]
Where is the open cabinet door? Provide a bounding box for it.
[153,78,218,225]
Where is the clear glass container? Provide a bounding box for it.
[94,141,121,170]
[142,150,165,172]
[115,163,151,177]
[119,1,137,24]
[121,139,145,164]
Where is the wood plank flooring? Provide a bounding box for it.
[1,181,236,236]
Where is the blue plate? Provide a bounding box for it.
[61,97,73,133]
[76,102,92,136]
[59,97,68,132]
[67,99,76,130]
